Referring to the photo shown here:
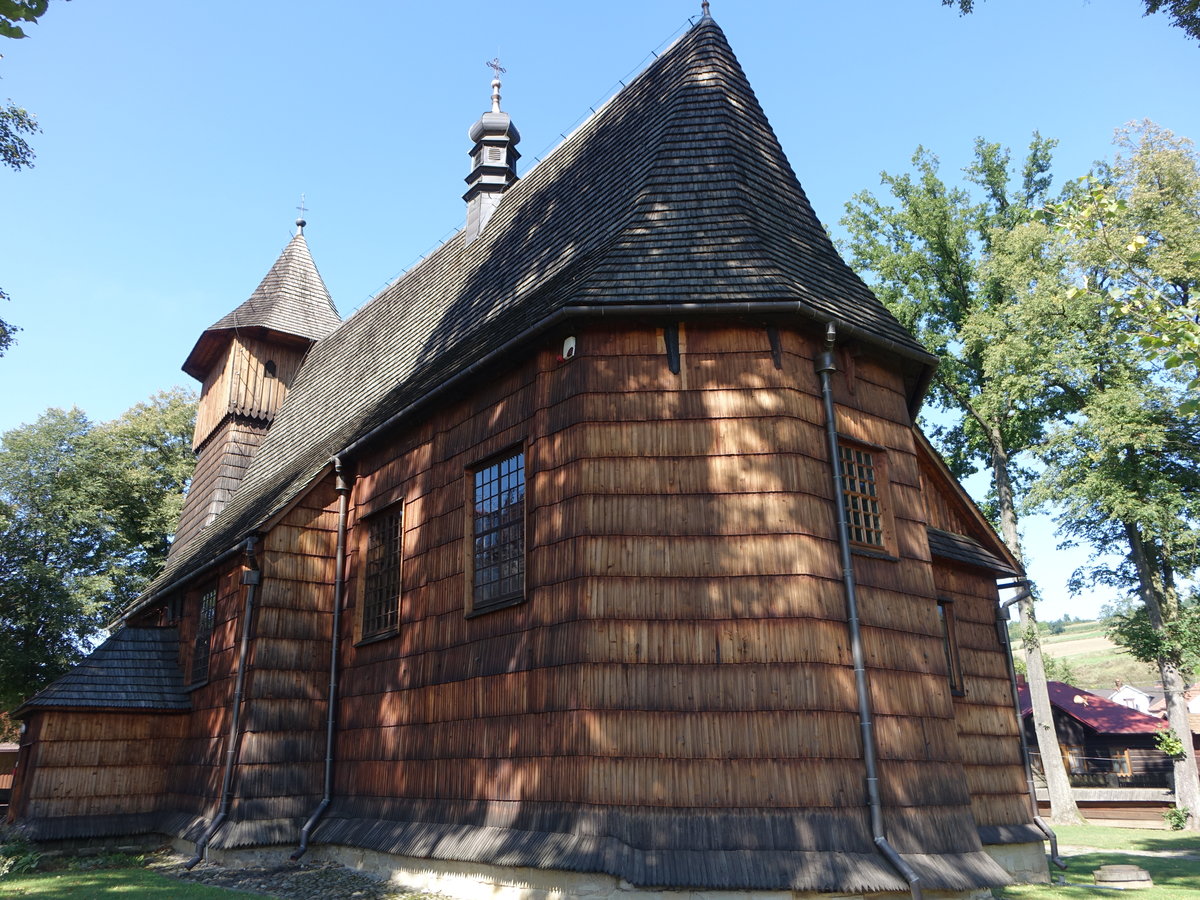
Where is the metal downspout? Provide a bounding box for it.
[293,457,353,860]
[815,323,923,900]
[996,581,1067,870]
[185,537,261,870]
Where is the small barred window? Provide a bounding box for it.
[472,450,525,611]
[362,508,403,639]
[191,586,217,685]
[839,443,885,548]
[938,599,965,695]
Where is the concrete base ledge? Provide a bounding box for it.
[979,841,1049,885]
[190,841,995,900]
[1035,787,1173,802]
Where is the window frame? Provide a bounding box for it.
[189,584,218,688]
[836,437,898,558]
[355,500,405,645]
[466,445,527,617]
[937,597,966,697]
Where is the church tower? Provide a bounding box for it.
[172,219,340,555]
[463,59,520,243]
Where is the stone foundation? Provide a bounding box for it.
[980,840,1049,884]
[194,841,994,900]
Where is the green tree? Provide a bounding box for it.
[0,390,196,712]
[942,0,1200,43]
[1,0,65,356]
[840,133,1086,823]
[1014,652,1077,686]
[0,100,38,354]
[1030,121,1200,825]
[1057,123,1200,414]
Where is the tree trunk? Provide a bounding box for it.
[991,427,1085,824]
[1126,521,1200,829]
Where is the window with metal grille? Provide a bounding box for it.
[839,443,886,548]
[472,449,525,611]
[191,586,217,685]
[938,599,966,695]
[362,507,403,639]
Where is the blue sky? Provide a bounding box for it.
[2,0,1197,621]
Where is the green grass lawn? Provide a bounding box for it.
[1050,622,1109,642]
[1053,823,1200,852]
[1059,649,1159,686]
[996,824,1200,900]
[0,867,269,898]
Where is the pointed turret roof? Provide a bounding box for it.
[182,227,340,379]
[133,17,937,612]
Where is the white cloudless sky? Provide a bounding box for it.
[2,0,1197,622]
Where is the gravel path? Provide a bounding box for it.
[148,850,450,899]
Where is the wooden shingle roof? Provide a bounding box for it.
[182,230,340,379]
[15,627,189,715]
[131,17,936,613]
[926,527,1021,577]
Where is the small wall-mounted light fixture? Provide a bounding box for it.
[557,335,577,364]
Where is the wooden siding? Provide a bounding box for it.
[227,336,306,423]
[193,336,306,450]
[934,563,1033,829]
[11,711,187,822]
[163,566,246,819]
[320,322,1006,858]
[12,323,1031,863]
[233,478,339,822]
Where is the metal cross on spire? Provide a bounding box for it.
[296,193,308,234]
[486,57,506,113]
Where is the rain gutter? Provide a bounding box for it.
[292,457,354,860]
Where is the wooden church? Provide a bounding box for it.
[8,13,1050,898]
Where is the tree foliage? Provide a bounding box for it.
[0,1,55,40]
[0,101,37,354]
[1108,602,1200,676]
[0,390,196,712]
[942,0,1200,43]
[1034,122,1200,604]
[841,133,1088,824]
[1013,651,1077,685]
[1,0,62,355]
[842,114,1200,825]
[0,99,35,170]
[840,134,1060,520]
[1052,123,1200,414]
[0,100,37,354]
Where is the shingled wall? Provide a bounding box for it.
[263,320,1016,892]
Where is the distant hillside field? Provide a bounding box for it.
[1010,619,1159,690]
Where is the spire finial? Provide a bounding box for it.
[295,193,307,234]
[701,0,711,18]
[486,57,506,113]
